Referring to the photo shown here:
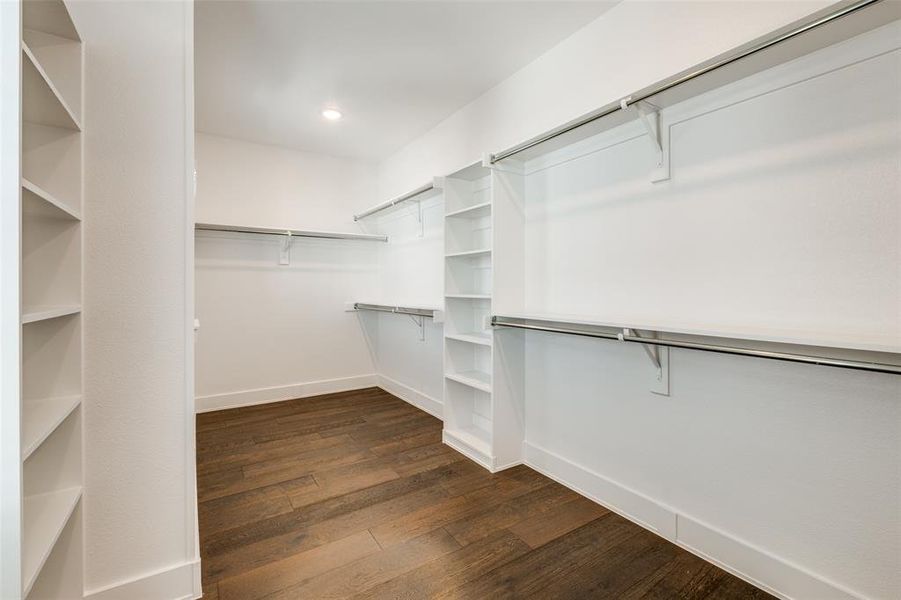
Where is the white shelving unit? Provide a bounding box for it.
[15,1,85,598]
[442,163,519,471]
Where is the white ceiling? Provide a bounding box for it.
[195,1,617,161]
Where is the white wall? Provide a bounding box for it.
[364,195,446,416]
[71,1,198,598]
[378,0,836,196]
[377,2,899,599]
[194,133,380,411]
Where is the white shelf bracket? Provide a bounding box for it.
[279,231,292,265]
[620,96,670,182]
[618,327,670,395]
[407,313,425,341]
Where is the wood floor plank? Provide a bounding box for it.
[351,529,531,600]
[508,494,610,548]
[217,530,381,600]
[263,528,460,599]
[197,388,773,599]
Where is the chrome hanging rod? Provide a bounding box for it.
[195,222,388,242]
[491,316,901,375]
[354,182,435,221]
[489,0,887,164]
[354,303,437,318]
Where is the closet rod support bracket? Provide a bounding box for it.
[619,327,670,395]
[620,96,670,183]
[279,231,293,265]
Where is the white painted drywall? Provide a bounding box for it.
[194,134,380,411]
[72,0,198,596]
[378,0,837,196]
[377,1,900,599]
[363,194,446,414]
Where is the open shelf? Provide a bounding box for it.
[23,179,80,221]
[445,370,491,393]
[443,426,492,464]
[22,395,81,461]
[23,28,81,122]
[23,315,81,402]
[22,42,81,131]
[21,305,81,325]
[445,332,492,347]
[445,294,491,300]
[446,202,491,219]
[22,486,82,597]
[446,248,491,258]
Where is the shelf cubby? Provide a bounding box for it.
[22,198,81,312]
[22,122,82,216]
[22,309,81,409]
[22,487,82,598]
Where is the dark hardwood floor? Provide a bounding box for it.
[197,387,771,599]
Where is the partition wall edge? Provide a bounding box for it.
[183,1,201,596]
[1,0,23,597]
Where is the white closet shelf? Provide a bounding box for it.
[446,248,491,258]
[22,486,82,598]
[445,370,492,393]
[21,305,81,324]
[445,294,491,300]
[22,179,81,220]
[446,332,492,347]
[22,395,81,460]
[22,42,82,131]
[445,202,491,219]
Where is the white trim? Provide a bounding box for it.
[195,374,379,413]
[524,441,865,600]
[182,0,199,580]
[83,560,200,600]
[377,374,443,419]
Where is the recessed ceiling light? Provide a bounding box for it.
[322,107,342,121]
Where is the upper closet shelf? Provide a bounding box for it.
[195,222,388,242]
[22,41,81,131]
[488,0,899,163]
[354,180,441,221]
[492,314,901,375]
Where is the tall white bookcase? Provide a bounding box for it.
[441,162,524,472]
[16,0,84,598]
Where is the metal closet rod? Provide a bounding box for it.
[195,222,388,242]
[491,317,901,375]
[489,0,884,163]
[354,303,436,318]
[354,182,435,221]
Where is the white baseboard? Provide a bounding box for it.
[84,560,200,600]
[523,441,863,600]
[377,374,443,419]
[195,374,379,413]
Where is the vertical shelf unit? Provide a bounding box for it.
[17,1,84,598]
[441,162,524,472]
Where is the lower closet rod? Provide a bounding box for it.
[490,317,901,375]
[354,303,435,318]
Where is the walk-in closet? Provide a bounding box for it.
[2,0,899,598]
